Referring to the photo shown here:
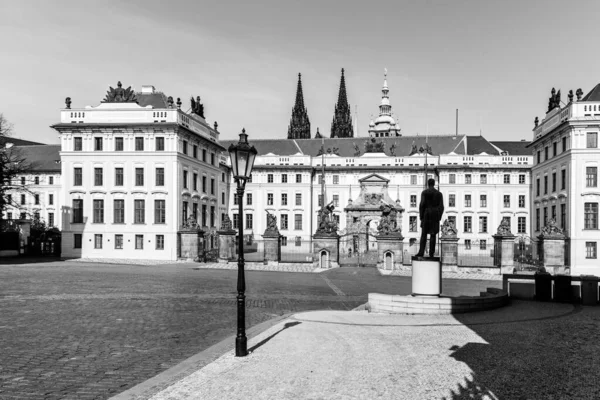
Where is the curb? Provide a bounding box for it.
[110,313,294,400]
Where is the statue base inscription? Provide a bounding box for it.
[411,256,442,297]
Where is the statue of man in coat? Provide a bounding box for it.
[416,178,444,258]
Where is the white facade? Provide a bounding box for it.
[531,87,600,275]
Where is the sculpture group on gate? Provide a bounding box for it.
[316,201,338,236]
[540,218,565,237]
[496,218,513,236]
[440,218,458,238]
[416,178,444,258]
[264,211,280,236]
[377,202,400,236]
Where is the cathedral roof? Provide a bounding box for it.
[581,83,600,102]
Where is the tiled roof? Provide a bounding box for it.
[222,135,466,157]
[136,92,169,108]
[0,137,45,146]
[15,145,61,172]
[490,141,532,156]
[466,136,501,155]
[581,83,600,102]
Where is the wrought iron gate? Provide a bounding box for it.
[338,232,379,267]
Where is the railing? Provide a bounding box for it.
[280,239,313,263]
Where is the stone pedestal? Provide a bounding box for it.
[180,230,201,261]
[440,237,459,272]
[263,234,280,265]
[217,229,236,263]
[493,234,516,274]
[313,234,339,269]
[539,236,567,274]
[412,256,442,296]
[376,234,403,270]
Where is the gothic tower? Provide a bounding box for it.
[330,68,354,138]
[287,73,311,139]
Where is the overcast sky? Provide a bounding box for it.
[1,0,600,144]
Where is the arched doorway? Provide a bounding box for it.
[320,250,329,269]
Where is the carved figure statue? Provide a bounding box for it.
[183,216,200,230]
[416,178,444,258]
[353,143,361,157]
[377,203,400,235]
[214,121,219,131]
[440,218,458,238]
[568,90,574,103]
[176,98,182,109]
[264,211,279,236]
[220,215,233,231]
[541,218,564,237]
[389,143,396,156]
[365,137,385,153]
[365,193,383,205]
[496,218,512,236]
[167,96,174,108]
[410,141,418,156]
[65,97,72,109]
[315,201,337,236]
[534,116,539,128]
[576,88,583,101]
[103,81,137,103]
[547,87,561,113]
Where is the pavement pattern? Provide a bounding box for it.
[148,301,600,400]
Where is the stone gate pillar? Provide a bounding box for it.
[376,234,404,270]
[538,218,568,275]
[263,212,281,265]
[313,234,339,269]
[440,219,459,272]
[217,216,236,264]
[493,218,516,274]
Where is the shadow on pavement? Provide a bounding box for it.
[249,321,301,353]
[445,302,596,400]
[0,256,65,265]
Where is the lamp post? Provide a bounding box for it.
[228,128,257,357]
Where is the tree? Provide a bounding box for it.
[0,113,35,228]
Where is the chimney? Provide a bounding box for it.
[141,85,155,94]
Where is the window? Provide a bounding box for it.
[519,195,525,208]
[561,169,566,190]
[6,194,11,205]
[233,194,239,205]
[562,137,567,152]
[480,195,487,208]
[410,195,417,207]
[94,137,103,151]
[560,204,566,229]
[536,178,540,196]
[587,132,598,148]
[449,174,456,184]
[93,200,104,223]
[587,167,598,187]
[333,175,339,184]
[233,214,239,229]
[552,205,556,220]
[135,235,143,250]
[182,201,188,223]
[545,146,549,161]
[156,235,165,250]
[202,205,207,226]
[295,193,302,206]
[409,216,417,232]
[317,194,324,208]
[210,178,215,195]
[135,168,144,186]
[74,137,82,151]
[544,176,548,195]
[267,193,274,206]
[449,194,455,207]
[34,194,39,205]
[586,242,597,259]
[536,208,540,231]
[48,213,54,227]
[134,137,143,151]
[49,176,54,185]
[156,137,165,151]
[193,145,198,159]
[296,174,302,183]
[115,137,124,151]
[519,174,525,184]
[34,176,39,185]
[94,168,103,186]
[282,174,288,183]
[465,174,472,184]
[318,175,324,184]
[74,167,82,186]
[210,206,215,227]
[183,171,188,189]
[211,153,215,165]
[518,217,526,234]
[543,207,548,226]
[7,212,12,220]
[94,234,103,249]
[267,174,273,183]
[202,149,207,162]
[182,141,188,155]
[480,174,487,184]
[503,195,510,208]
[463,216,472,233]
[584,203,598,229]
[479,240,487,250]
[465,239,471,250]
[295,237,302,247]
[552,172,556,192]
[479,216,487,233]
[281,236,288,246]
[73,199,83,223]
[114,200,124,223]
[154,200,165,224]
[246,213,253,229]
[193,173,198,191]
[156,168,164,186]
[221,192,225,204]
[333,214,340,226]
[247,193,252,205]
[504,174,510,184]
[134,200,145,224]
[202,176,207,192]
[333,194,339,207]
[553,142,557,157]
[49,194,54,205]
[114,234,123,249]
[294,214,302,230]
[465,194,471,207]
[281,214,288,230]
[537,151,541,164]
[74,234,82,249]
[115,168,124,186]
[410,175,417,185]
[20,212,26,220]
[21,176,25,185]
[20,194,25,205]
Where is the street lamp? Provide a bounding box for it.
[228,128,257,357]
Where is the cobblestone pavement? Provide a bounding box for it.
[381,268,503,281]
[150,301,600,400]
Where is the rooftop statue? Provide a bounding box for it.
[353,142,361,157]
[190,96,205,118]
[103,81,137,103]
[415,178,444,258]
[365,137,385,153]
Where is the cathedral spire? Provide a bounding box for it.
[330,68,354,138]
[288,73,311,139]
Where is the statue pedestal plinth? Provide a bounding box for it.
[411,256,442,297]
[313,234,339,269]
[263,234,280,265]
[179,230,201,261]
[539,235,568,274]
[493,234,516,274]
[217,229,236,263]
[376,234,403,270]
[440,237,459,272]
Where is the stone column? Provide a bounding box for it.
[493,234,516,274]
[263,234,280,265]
[376,234,404,270]
[217,229,236,263]
[313,234,339,269]
[440,237,459,272]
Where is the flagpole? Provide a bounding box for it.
[321,137,326,207]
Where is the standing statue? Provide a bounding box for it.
[264,211,280,236]
[416,178,444,258]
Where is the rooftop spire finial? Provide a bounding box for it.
[330,68,354,138]
[288,73,311,139]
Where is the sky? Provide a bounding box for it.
[1,0,600,145]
